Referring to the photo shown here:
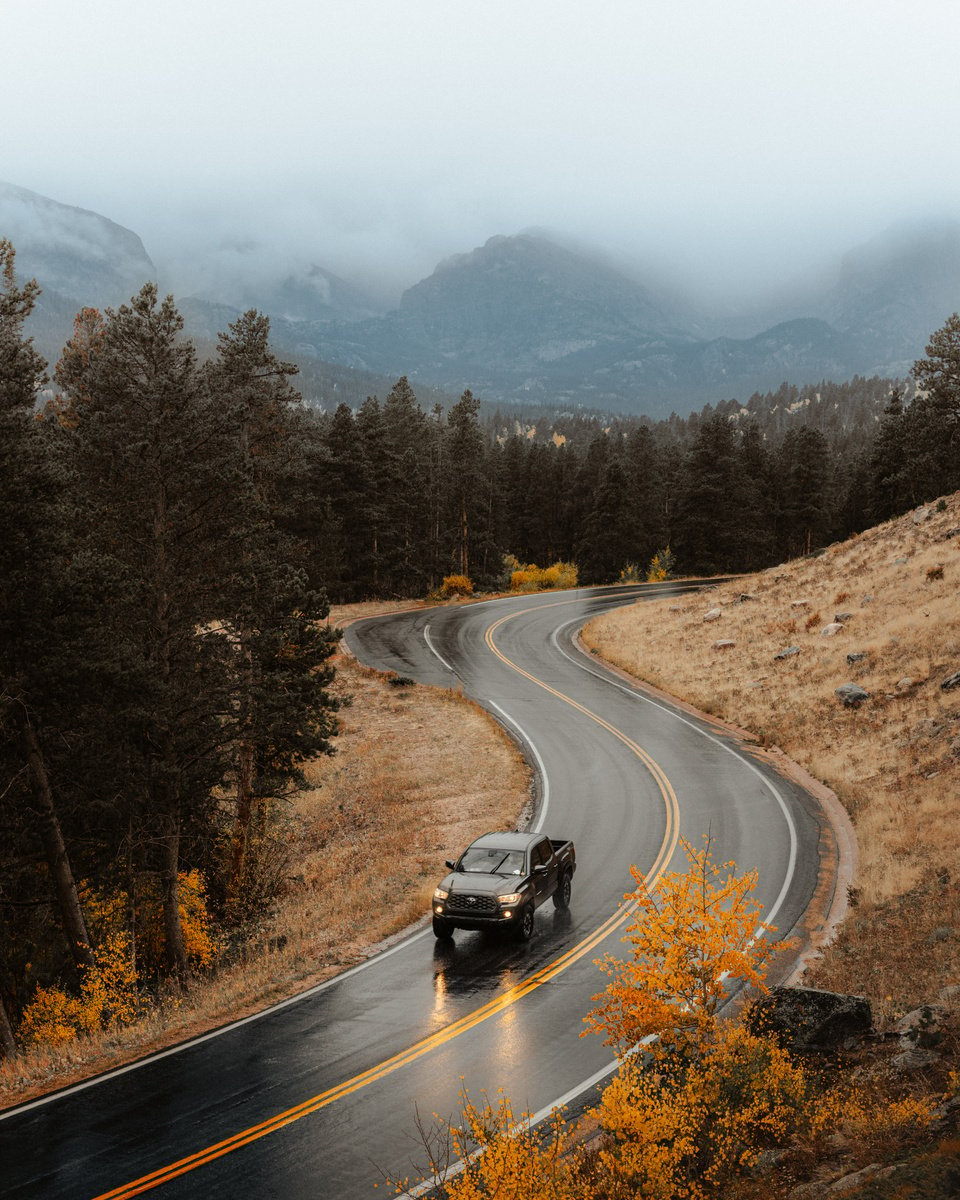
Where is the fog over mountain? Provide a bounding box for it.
[4,179,960,418]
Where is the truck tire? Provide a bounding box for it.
[515,904,535,941]
[432,916,453,939]
[553,871,572,910]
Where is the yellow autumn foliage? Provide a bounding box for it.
[18,932,138,1047]
[647,546,676,582]
[508,559,578,593]
[596,1025,811,1199]
[391,1088,585,1200]
[441,574,474,597]
[83,869,217,974]
[584,836,782,1057]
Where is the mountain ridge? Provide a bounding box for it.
[3,182,958,417]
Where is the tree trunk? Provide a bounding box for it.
[228,739,255,903]
[16,703,94,970]
[227,639,256,905]
[160,806,188,981]
[0,998,16,1060]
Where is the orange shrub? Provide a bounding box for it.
[441,574,474,597]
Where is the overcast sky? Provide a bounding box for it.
[5,0,960,305]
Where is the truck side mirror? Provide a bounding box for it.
[533,864,548,875]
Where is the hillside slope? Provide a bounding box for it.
[583,493,960,1022]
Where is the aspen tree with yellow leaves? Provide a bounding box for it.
[583,836,782,1057]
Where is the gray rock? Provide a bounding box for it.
[712,639,735,650]
[836,682,870,707]
[892,1045,940,1072]
[702,608,721,622]
[912,506,932,524]
[941,669,960,691]
[735,592,757,603]
[746,985,872,1050]
[791,598,811,608]
[821,622,844,637]
[834,611,853,623]
[774,646,801,660]
[893,555,908,564]
[861,594,874,605]
[896,1003,946,1047]
[937,983,960,1009]
[938,527,960,541]
[846,651,868,664]
[895,677,914,693]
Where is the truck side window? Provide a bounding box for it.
[535,839,552,867]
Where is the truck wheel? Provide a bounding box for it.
[515,905,535,941]
[553,871,572,910]
[432,916,453,939]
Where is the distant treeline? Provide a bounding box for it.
[311,361,957,599]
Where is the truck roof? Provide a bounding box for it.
[469,831,543,850]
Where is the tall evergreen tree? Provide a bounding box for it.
[56,285,235,978]
[909,314,960,500]
[0,243,95,1051]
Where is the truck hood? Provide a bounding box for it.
[441,872,523,896]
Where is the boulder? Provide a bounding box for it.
[895,677,914,693]
[821,622,844,637]
[836,683,870,707]
[747,986,872,1050]
[735,592,757,603]
[834,611,853,623]
[896,1003,946,1048]
[892,1045,940,1073]
[774,646,801,661]
[941,669,960,691]
[712,639,735,650]
[702,608,721,622]
[791,599,811,608]
[912,505,932,524]
[846,651,868,664]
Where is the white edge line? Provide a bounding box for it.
[423,623,456,675]
[486,700,550,832]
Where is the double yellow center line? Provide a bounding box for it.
[95,602,678,1198]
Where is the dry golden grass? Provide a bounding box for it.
[582,494,960,1021]
[0,621,529,1108]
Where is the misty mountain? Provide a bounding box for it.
[0,180,156,357]
[4,181,959,418]
[815,219,960,373]
[304,234,870,415]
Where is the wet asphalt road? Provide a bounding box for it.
[1,583,830,1200]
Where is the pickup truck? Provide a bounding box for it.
[431,830,576,941]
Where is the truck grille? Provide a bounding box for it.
[448,893,498,915]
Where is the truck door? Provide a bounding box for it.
[532,838,555,902]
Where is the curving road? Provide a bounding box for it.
[1,584,834,1199]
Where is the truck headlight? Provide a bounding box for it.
[498,891,523,906]
[434,887,449,901]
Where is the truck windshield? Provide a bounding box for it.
[458,847,525,875]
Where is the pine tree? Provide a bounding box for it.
[0,241,96,1003]
[56,285,234,979]
[909,314,960,500]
